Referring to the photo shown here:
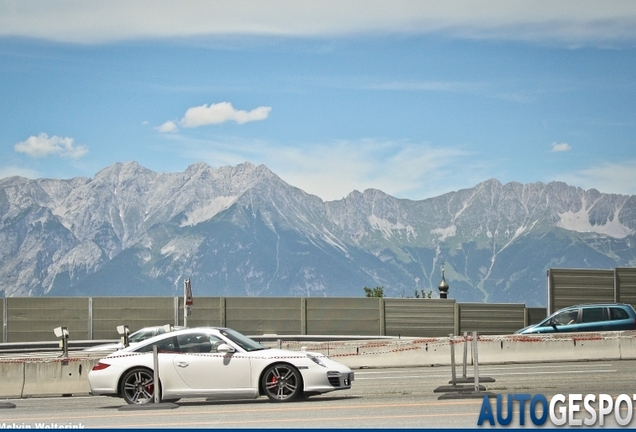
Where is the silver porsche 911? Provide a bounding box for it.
[88,327,354,404]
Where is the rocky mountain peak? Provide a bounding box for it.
[0,161,634,305]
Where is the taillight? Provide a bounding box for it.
[91,362,111,371]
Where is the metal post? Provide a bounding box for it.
[462,332,468,379]
[449,334,457,386]
[300,298,307,335]
[173,297,179,327]
[379,298,386,336]
[183,283,188,328]
[88,297,93,340]
[153,344,160,404]
[472,331,480,392]
[2,298,7,344]
[183,278,192,328]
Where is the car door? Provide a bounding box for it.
[134,335,183,391]
[172,332,253,393]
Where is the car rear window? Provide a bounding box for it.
[610,307,630,320]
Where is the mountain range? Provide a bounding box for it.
[1,161,635,306]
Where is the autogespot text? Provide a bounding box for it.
[478,393,636,427]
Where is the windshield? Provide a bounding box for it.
[219,328,269,352]
[129,328,162,343]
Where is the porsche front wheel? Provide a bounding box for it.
[262,364,302,402]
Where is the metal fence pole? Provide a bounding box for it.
[174,297,179,327]
[462,331,468,379]
[2,298,7,344]
[88,297,93,340]
[472,331,480,392]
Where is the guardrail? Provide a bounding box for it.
[0,340,117,354]
[0,335,398,355]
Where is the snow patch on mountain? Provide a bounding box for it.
[179,196,238,226]
[558,207,633,239]
[432,225,457,241]
[368,215,416,240]
[160,236,204,260]
[321,228,349,254]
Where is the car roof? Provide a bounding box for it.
[565,303,633,308]
[118,327,231,352]
[131,325,185,333]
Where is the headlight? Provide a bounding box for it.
[307,354,327,367]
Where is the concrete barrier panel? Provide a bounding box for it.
[285,338,452,368]
[349,338,450,368]
[0,361,25,398]
[619,332,636,359]
[22,359,100,397]
[476,333,622,364]
[286,333,636,368]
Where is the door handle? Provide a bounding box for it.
[176,361,189,368]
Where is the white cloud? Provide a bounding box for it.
[181,136,476,200]
[556,161,636,196]
[14,133,88,159]
[551,142,572,152]
[1,1,636,46]
[180,102,271,127]
[158,102,271,133]
[157,121,178,133]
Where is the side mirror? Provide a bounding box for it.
[216,343,236,353]
[549,317,558,328]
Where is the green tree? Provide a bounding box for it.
[363,286,384,298]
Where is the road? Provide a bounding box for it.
[1,360,635,428]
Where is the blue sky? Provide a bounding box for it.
[1,1,636,201]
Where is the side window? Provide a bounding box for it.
[136,336,178,353]
[177,333,223,353]
[553,310,578,325]
[581,307,608,323]
[610,308,629,320]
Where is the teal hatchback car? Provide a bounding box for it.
[515,303,636,334]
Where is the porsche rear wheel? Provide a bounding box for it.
[262,364,302,402]
[120,368,156,404]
